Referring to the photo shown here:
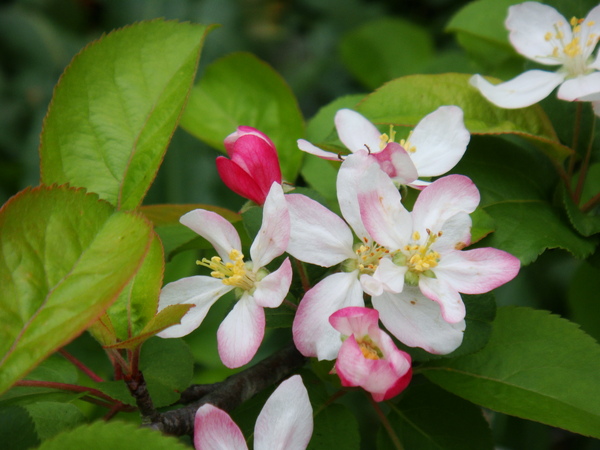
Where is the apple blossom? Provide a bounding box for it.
[330,307,412,402]
[157,182,292,368]
[194,375,313,450]
[470,2,600,108]
[297,106,469,188]
[216,126,282,205]
[357,164,521,354]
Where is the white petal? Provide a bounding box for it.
[285,193,355,267]
[373,257,407,293]
[254,375,313,450]
[418,276,466,323]
[253,258,293,308]
[558,72,600,101]
[373,288,465,354]
[469,71,565,108]
[335,109,382,153]
[250,183,290,268]
[581,5,600,60]
[357,162,413,250]
[432,211,472,253]
[594,101,600,116]
[506,2,568,65]
[180,210,241,261]
[157,276,232,338]
[408,106,470,177]
[194,404,248,450]
[411,175,479,238]
[297,139,340,160]
[217,294,265,368]
[337,151,374,239]
[292,272,364,360]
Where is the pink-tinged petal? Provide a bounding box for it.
[432,211,472,254]
[434,248,520,294]
[224,126,276,154]
[297,139,341,160]
[506,2,569,65]
[357,163,412,250]
[254,375,313,450]
[253,258,292,308]
[157,276,232,338]
[250,183,289,267]
[335,109,382,152]
[286,193,355,267]
[329,306,380,337]
[373,288,465,354]
[180,209,241,261]
[408,106,470,177]
[370,142,418,184]
[469,71,565,108]
[194,404,248,450]
[292,272,364,360]
[373,257,408,293]
[337,151,374,239]
[216,156,267,205]
[229,135,282,191]
[412,175,479,238]
[217,294,265,368]
[418,276,465,323]
[558,72,600,101]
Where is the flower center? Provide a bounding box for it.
[197,249,256,291]
[394,230,441,284]
[346,237,390,275]
[379,126,416,153]
[358,336,383,360]
[545,17,599,76]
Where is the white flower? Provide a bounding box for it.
[470,2,600,108]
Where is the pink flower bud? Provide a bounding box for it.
[216,126,282,205]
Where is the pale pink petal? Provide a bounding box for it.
[373,257,408,293]
[157,276,232,338]
[411,175,479,238]
[469,71,565,108]
[558,72,600,101]
[292,272,364,360]
[250,183,289,268]
[373,288,465,354]
[431,211,472,254]
[254,375,313,450]
[434,248,520,294]
[216,157,267,206]
[357,163,412,250]
[506,2,568,65]
[329,306,380,336]
[297,139,341,161]
[370,142,418,184]
[194,404,248,450]
[335,109,382,153]
[180,210,241,261]
[286,193,355,267]
[336,151,374,239]
[217,294,265,368]
[252,258,292,308]
[418,276,465,323]
[408,106,470,177]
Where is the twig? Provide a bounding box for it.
[59,349,104,382]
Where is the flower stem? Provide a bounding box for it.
[293,257,312,294]
[369,396,404,450]
[581,192,600,213]
[574,112,596,205]
[15,380,117,404]
[59,349,104,382]
[568,102,583,180]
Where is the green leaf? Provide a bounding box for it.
[470,208,496,244]
[139,337,194,408]
[305,94,365,144]
[180,52,305,182]
[37,420,189,450]
[0,186,153,395]
[40,20,214,210]
[0,405,39,450]
[568,261,600,342]
[24,401,85,441]
[340,18,434,89]
[355,73,570,162]
[378,378,493,450]
[562,165,600,237]
[309,403,360,450]
[423,306,600,438]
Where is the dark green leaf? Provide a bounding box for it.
[568,261,600,342]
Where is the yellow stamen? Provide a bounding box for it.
[197,249,255,290]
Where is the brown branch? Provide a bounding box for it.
[149,343,306,436]
[125,370,160,423]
